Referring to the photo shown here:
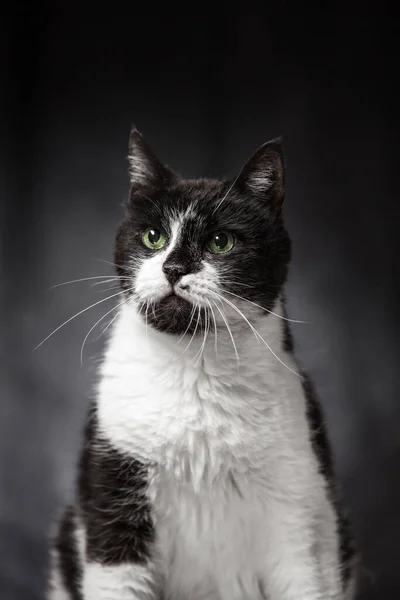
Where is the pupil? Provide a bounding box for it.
[215,233,228,249]
[148,229,160,245]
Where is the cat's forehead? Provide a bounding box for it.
[165,178,225,209]
[152,178,227,224]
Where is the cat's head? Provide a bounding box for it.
[115,130,291,335]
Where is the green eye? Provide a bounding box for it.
[207,231,235,254]
[142,228,167,250]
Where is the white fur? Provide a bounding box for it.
[83,563,157,600]
[48,514,86,600]
[48,549,71,600]
[95,302,343,600]
[53,214,350,599]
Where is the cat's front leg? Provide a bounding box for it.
[260,498,342,600]
[83,562,159,600]
[78,415,161,600]
[80,476,161,600]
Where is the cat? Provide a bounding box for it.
[48,129,357,600]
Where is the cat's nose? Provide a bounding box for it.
[162,262,188,286]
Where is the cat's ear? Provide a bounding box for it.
[128,128,174,188]
[235,137,285,212]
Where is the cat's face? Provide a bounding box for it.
[115,130,291,335]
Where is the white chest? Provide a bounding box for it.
[97,306,304,463]
[150,466,272,600]
[95,309,328,600]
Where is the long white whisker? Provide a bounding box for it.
[193,306,209,364]
[91,278,131,287]
[176,304,196,346]
[94,308,123,342]
[220,278,282,289]
[213,167,245,214]
[203,307,211,357]
[211,291,259,346]
[218,280,256,289]
[213,291,300,377]
[223,290,308,324]
[212,299,239,367]
[48,276,127,290]
[151,302,157,320]
[136,193,163,215]
[80,298,128,366]
[145,301,149,337]
[206,298,218,358]
[34,290,126,350]
[183,304,200,356]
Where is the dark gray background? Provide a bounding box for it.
[2,2,399,598]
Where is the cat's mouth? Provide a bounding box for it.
[161,292,186,308]
[142,292,208,335]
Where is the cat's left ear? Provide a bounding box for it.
[128,128,175,189]
[235,137,285,212]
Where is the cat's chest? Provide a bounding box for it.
[149,468,269,600]
[98,352,283,466]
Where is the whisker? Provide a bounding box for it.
[218,279,256,289]
[91,278,131,287]
[213,167,245,214]
[223,290,308,324]
[211,291,259,345]
[211,299,240,368]
[183,304,200,356]
[145,300,149,337]
[206,298,218,358]
[193,305,210,364]
[48,275,127,290]
[219,278,287,290]
[136,193,163,215]
[80,298,128,366]
[176,304,196,346]
[151,302,157,320]
[212,291,300,377]
[94,309,122,342]
[34,290,126,350]
[203,308,211,358]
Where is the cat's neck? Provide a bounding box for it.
[98,297,302,466]
[103,298,297,383]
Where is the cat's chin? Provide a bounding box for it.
[142,293,207,335]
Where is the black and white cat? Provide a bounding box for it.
[48,130,356,600]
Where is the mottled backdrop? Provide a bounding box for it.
[2,2,399,599]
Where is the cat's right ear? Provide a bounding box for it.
[234,137,285,214]
[128,129,174,189]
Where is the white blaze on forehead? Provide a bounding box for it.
[165,218,181,257]
[182,202,197,220]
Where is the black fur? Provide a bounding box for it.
[301,372,356,587]
[54,506,83,600]
[77,406,154,565]
[52,407,155,595]
[281,301,294,353]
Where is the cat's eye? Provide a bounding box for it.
[207,231,235,255]
[142,228,167,250]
